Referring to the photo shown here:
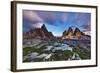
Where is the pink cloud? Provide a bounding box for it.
[81,21,91,31]
[36,11,56,25]
[61,13,68,23]
[23,10,43,22]
[23,10,43,28]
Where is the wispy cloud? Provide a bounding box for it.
[23,10,43,29]
[59,13,68,24]
[36,11,57,25]
[23,10,43,23]
[81,21,91,31]
[35,11,69,26]
[23,10,91,34]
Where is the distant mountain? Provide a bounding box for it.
[23,24,54,40]
[62,27,90,40]
[83,31,91,36]
[66,27,73,35]
[63,27,74,39]
[74,28,85,39]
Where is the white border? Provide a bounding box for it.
[17,3,96,69]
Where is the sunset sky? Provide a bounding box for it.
[23,10,91,36]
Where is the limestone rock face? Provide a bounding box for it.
[62,27,90,40]
[63,27,73,39]
[74,28,82,39]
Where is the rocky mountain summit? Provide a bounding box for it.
[23,24,54,40]
[62,27,90,40]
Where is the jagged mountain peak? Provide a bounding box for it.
[74,27,81,35]
[23,24,54,40]
[62,27,84,39]
[67,27,73,31]
[74,27,80,32]
[41,24,46,29]
[66,27,73,35]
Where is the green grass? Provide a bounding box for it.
[32,58,44,62]
[23,47,32,56]
[73,48,91,59]
[23,46,75,62]
[23,57,31,62]
[63,50,73,58]
[52,50,74,60]
[23,45,48,56]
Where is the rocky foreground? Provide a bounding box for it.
[23,39,90,62]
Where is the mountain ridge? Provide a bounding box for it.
[23,24,54,40]
[62,27,90,40]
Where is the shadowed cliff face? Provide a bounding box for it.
[74,28,82,39]
[23,24,54,40]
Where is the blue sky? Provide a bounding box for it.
[23,10,91,36]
